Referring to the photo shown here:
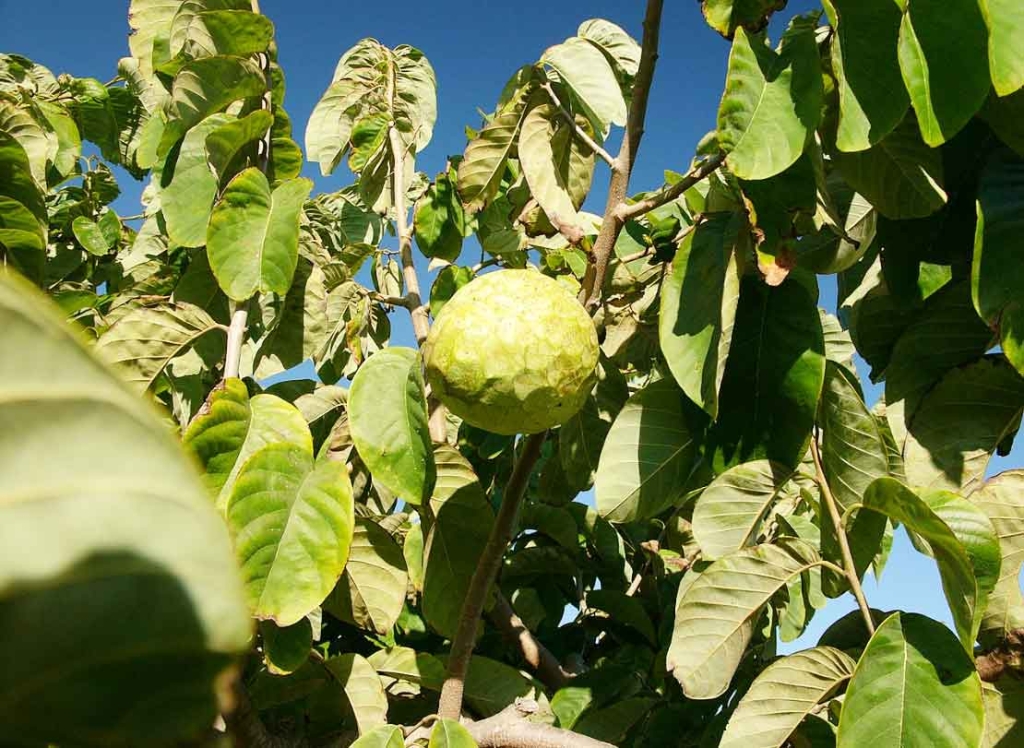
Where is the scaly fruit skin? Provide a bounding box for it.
[423,269,599,435]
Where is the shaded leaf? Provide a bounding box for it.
[972,471,1024,646]
[323,653,388,734]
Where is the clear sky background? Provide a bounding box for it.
[4,1,1021,652]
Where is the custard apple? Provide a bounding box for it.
[423,269,599,435]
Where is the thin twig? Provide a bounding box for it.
[437,432,549,720]
[488,591,571,691]
[615,154,725,223]
[540,82,616,168]
[810,432,876,636]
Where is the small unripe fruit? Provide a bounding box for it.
[423,269,599,435]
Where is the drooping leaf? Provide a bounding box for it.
[205,109,273,180]
[836,613,984,748]
[710,274,826,471]
[160,112,231,247]
[972,471,1024,646]
[422,446,493,638]
[577,19,641,79]
[169,54,265,137]
[832,116,947,220]
[305,78,366,177]
[458,102,527,212]
[519,102,594,229]
[720,646,856,748]
[206,168,313,301]
[540,37,626,134]
[323,653,388,734]
[666,541,822,699]
[717,15,823,180]
[659,213,742,418]
[0,130,46,253]
[693,459,794,560]
[227,442,355,626]
[823,0,909,153]
[595,378,705,523]
[980,0,1024,96]
[184,380,313,512]
[349,347,435,505]
[414,167,465,262]
[429,265,474,318]
[0,272,250,745]
[323,518,408,635]
[903,358,1024,494]
[897,0,991,147]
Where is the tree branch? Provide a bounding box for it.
[487,591,571,691]
[976,629,1024,682]
[465,701,615,748]
[615,153,725,223]
[810,433,876,636]
[579,0,664,308]
[437,432,549,720]
[223,302,248,379]
[540,82,616,168]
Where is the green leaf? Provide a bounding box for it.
[349,348,435,505]
[227,442,355,626]
[72,215,114,256]
[95,301,221,390]
[559,354,629,491]
[205,109,273,180]
[710,274,826,471]
[0,272,250,745]
[169,54,265,136]
[429,719,478,748]
[832,116,947,219]
[260,617,313,675]
[667,541,823,699]
[323,518,408,635]
[595,378,704,523]
[897,0,991,147]
[974,146,1024,375]
[541,37,626,134]
[717,16,822,180]
[305,78,366,176]
[207,168,313,301]
[415,168,465,262]
[423,446,494,638]
[253,258,329,379]
[983,89,1024,158]
[836,612,983,748]
[519,103,594,228]
[972,471,1024,646]
[720,646,856,748]
[577,19,641,79]
[127,0,179,78]
[183,379,313,513]
[702,0,788,38]
[823,0,909,152]
[693,459,794,560]
[980,0,1024,96]
[323,653,388,734]
[861,478,991,647]
[161,111,232,246]
[659,213,742,418]
[983,675,1024,748]
[585,589,657,644]
[903,357,1024,494]
[0,130,46,252]
[429,265,474,318]
[170,9,274,61]
[458,103,526,212]
[574,698,657,744]
[0,97,50,185]
[351,725,405,748]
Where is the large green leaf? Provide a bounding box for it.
[183,379,313,512]
[160,113,231,247]
[0,97,50,185]
[458,102,527,212]
[972,471,1024,646]
[836,613,983,748]
[206,168,313,301]
[717,15,822,180]
[127,0,180,78]
[897,0,991,147]
[205,109,273,180]
[974,146,1024,375]
[95,301,221,391]
[903,358,1024,494]
[0,272,250,746]
[305,78,366,176]
[659,213,742,418]
[323,518,408,635]
[351,725,405,748]
[692,460,794,560]
[323,653,388,735]
[980,0,1024,96]
[861,478,992,647]
[519,103,594,228]
[430,720,478,748]
[720,646,856,748]
[422,446,493,638]
[349,347,435,506]
[227,442,355,626]
[559,354,629,491]
[169,8,273,62]
[710,274,825,471]
[169,54,265,136]
[595,378,704,523]
[983,675,1024,748]
[666,541,823,699]
[259,618,312,675]
[578,19,641,79]
[253,258,329,379]
[832,116,947,219]
[0,130,46,252]
[823,0,909,152]
[541,37,626,134]
[414,167,465,262]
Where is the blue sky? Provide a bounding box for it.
[4,1,1020,651]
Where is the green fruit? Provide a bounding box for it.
[423,269,599,435]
